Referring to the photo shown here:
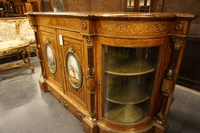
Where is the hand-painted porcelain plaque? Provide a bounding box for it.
[66,52,82,89]
[46,43,56,73]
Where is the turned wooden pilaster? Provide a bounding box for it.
[85,35,96,121]
[155,36,185,130]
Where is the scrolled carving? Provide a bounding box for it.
[86,36,94,47]
[171,36,185,50]
[166,68,175,79]
[68,45,75,53]
[46,38,51,44]
[58,97,68,108]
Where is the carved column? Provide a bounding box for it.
[85,35,96,120]
[82,35,97,133]
[155,36,185,131]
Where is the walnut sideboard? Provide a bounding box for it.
[26,12,196,133]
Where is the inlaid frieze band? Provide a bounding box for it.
[102,24,167,34]
[48,18,79,28]
[36,17,79,29]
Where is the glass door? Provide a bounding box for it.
[103,45,159,124]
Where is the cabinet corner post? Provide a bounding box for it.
[85,35,96,121]
[154,35,186,132]
[31,25,47,92]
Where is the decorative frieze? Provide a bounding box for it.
[102,24,167,34]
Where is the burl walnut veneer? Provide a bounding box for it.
[26,12,196,133]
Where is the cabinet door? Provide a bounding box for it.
[60,30,88,107]
[38,26,64,92]
[95,36,166,128]
[102,46,159,123]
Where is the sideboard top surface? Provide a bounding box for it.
[25,12,196,19]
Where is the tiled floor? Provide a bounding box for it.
[0,57,200,133]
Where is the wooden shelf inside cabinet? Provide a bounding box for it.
[105,83,150,104]
[104,104,144,123]
[105,58,155,76]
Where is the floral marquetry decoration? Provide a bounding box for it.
[66,50,82,89]
[27,11,196,133]
[46,43,56,73]
[102,24,167,34]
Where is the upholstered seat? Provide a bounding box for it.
[0,17,36,71]
[0,40,34,72]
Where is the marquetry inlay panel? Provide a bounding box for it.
[102,24,167,34]
[36,16,80,31]
[97,21,170,38]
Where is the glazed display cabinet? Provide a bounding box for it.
[103,46,158,123]
[26,12,196,133]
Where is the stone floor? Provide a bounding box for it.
[168,84,200,133]
[0,57,200,133]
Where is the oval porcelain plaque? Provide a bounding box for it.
[66,52,82,89]
[46,43,56,73]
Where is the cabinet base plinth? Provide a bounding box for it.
[154,121,169,133]
[97,122,154,133]
[82,117,97,133]
[38,77,47,92]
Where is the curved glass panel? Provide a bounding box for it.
[103,46,159,124]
